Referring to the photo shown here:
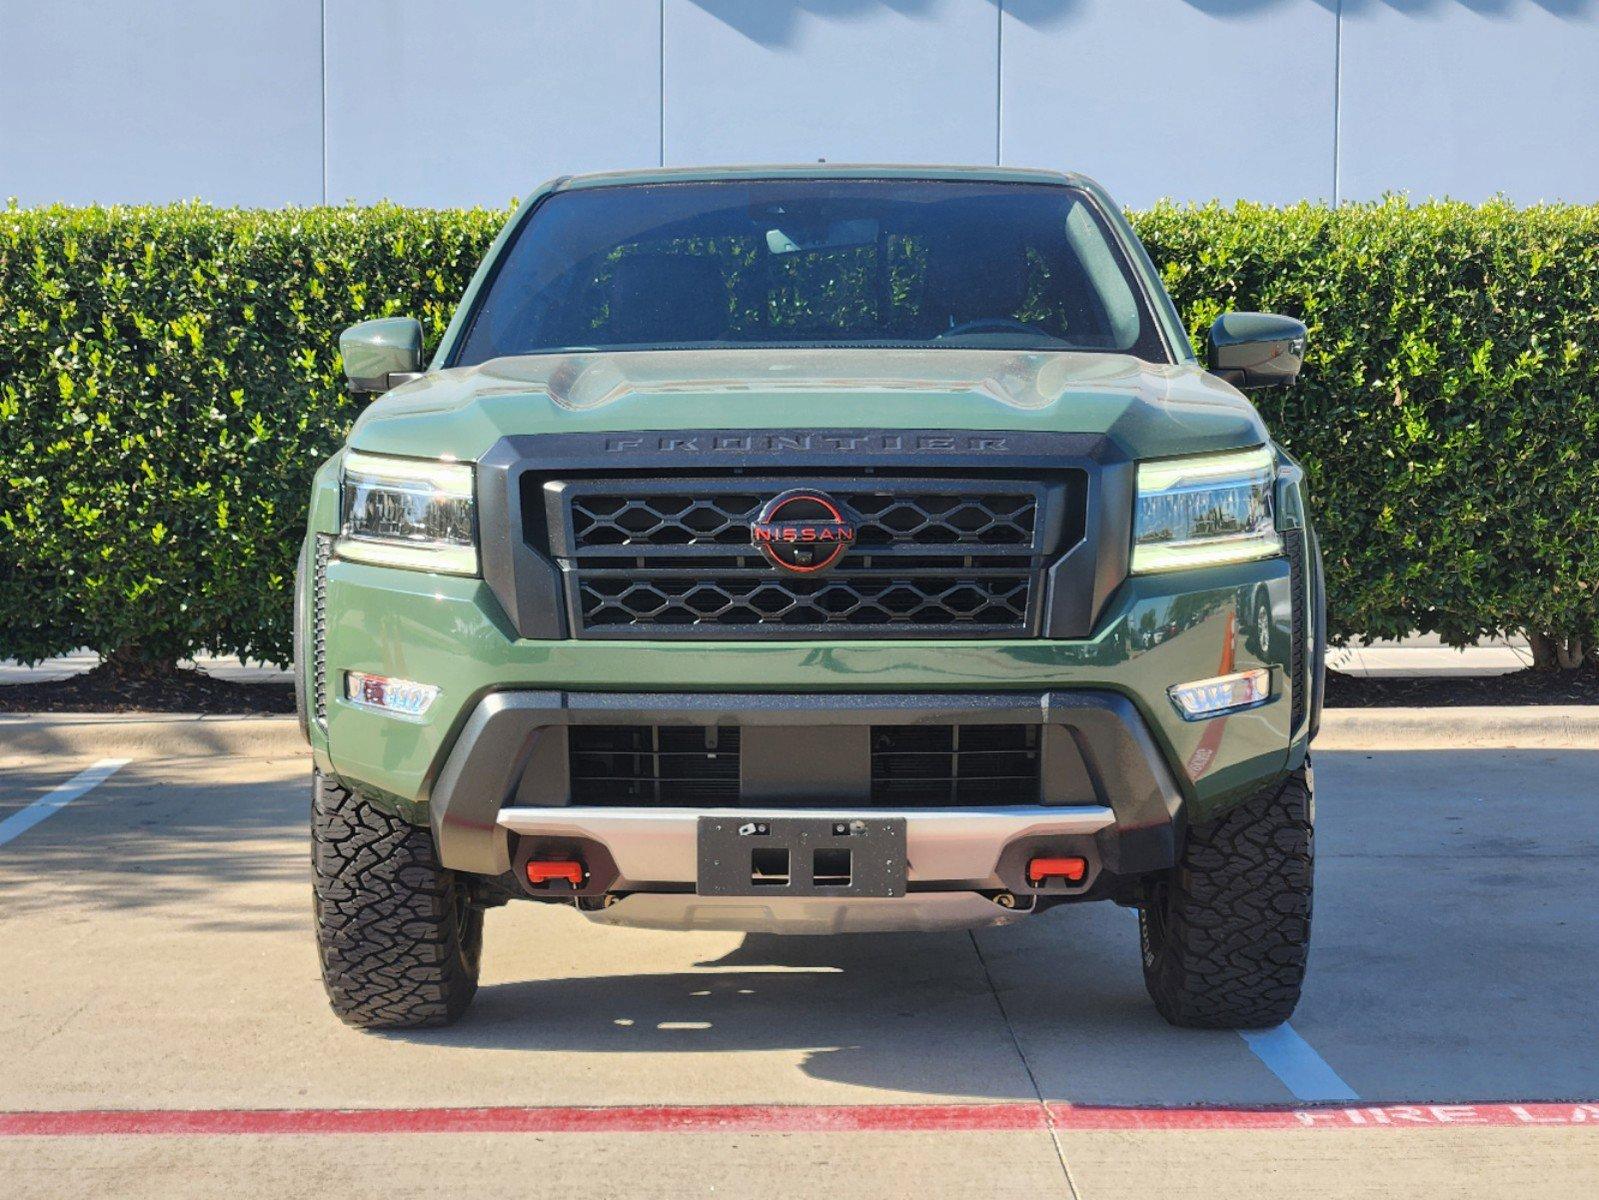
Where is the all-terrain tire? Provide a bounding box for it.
[1139,765,1313,1029]
[311,771,482,1029]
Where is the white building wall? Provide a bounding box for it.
[0,0,324,206]
[2,0,1596,209]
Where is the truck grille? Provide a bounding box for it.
[566,722,1040,807]
[870,724,1041,806]
[578,573,1032,629]
[538,476,1075,639]
[570,490,1037,548]
[569,725,741,805]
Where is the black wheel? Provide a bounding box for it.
[1139,765,1313,1029]
[311,770,482,1029]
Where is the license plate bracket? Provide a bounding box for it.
[697,816,907,898]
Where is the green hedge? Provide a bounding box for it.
[1,204,502,667]
[1134,199,1599,666]
[3,199,1596,669]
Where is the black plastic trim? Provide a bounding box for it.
[428,689,1184,881]
[478,429,1131,643]
[1308,528,1327,743]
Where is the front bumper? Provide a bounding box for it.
[307,550,1308,825]
[429,690,1181,887]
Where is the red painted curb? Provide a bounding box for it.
[1,1102,1597,1137]
[0,1104,1042,1137]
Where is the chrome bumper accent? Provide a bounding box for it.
[494,804,1115,886]
[581,891,1033,934]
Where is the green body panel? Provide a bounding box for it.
[348,349,1265,463]
[304,164,1319,842]
[308,547,1299,827]
[339,317,423,388]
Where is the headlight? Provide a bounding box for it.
[1131,446,1281,573]
[335,450,477,575]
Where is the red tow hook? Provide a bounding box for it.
[1027,856,1088,886]
[526,860,585,889]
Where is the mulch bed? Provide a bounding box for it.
[0,663,295,714]
[1323,665,1599,707]
[2,662,1595,715]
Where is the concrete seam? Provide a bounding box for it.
[1332,0,1343,205]
[995,0,1004,166]
[969,930,1082,1200]
[659,0,666,168]
[320,0,328,205]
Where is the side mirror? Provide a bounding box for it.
[340,317,424,395]
[1207,312,1306,389]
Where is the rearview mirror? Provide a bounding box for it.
[340,317,424,395]
[765,218,879,255]
[1207,312,1306,389]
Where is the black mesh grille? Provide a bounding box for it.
[870,724,1041,806]
[570,490,1036,548]
[312,534,331,728]
[569,725,741,804]
[546,476,1068,638]
[579,573,1031,629]
[1285,528,1306,730]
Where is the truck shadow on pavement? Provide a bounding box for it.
[386,749,1599,1108]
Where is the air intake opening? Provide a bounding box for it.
[870,724,1041,806]
[569,725,740,805]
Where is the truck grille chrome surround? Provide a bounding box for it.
[537,475,1078,639]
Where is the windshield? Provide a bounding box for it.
[451,179,1168,364]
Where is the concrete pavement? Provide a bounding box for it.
[1,721,1595,1197]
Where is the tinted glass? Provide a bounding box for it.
[453,179,1166,364]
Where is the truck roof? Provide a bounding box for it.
[550,163,1095,192]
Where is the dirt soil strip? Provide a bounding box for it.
[4,1103,1597,1136]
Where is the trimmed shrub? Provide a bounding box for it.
[1132,199,1599,664]
[2,198,1596,668]
[1,203,501,667]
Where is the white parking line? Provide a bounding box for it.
[1240,1024,1359,1102]
[0,758,129,847]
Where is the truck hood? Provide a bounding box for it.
[347,348,1269,461]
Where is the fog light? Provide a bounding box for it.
[1168,668,1271,720]
[344,671,438,717]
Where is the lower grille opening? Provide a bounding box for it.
[870,724,1041,806]
[569,725,740,805]
[567,722,1044,808]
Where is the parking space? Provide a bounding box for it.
[1,728,1595,1197]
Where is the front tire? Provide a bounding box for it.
[311,771,482,1029]
[1139,765,1313,1029]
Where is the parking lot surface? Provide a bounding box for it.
[1,720,1595,1198]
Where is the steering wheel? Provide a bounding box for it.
[935,316,1047,339]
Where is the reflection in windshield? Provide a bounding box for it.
[454,179,1165,364]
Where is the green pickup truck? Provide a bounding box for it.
[298,165,1324,1032]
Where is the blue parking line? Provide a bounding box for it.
[1239,1024,1359,1102]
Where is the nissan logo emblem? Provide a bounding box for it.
[749,490,858,574]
